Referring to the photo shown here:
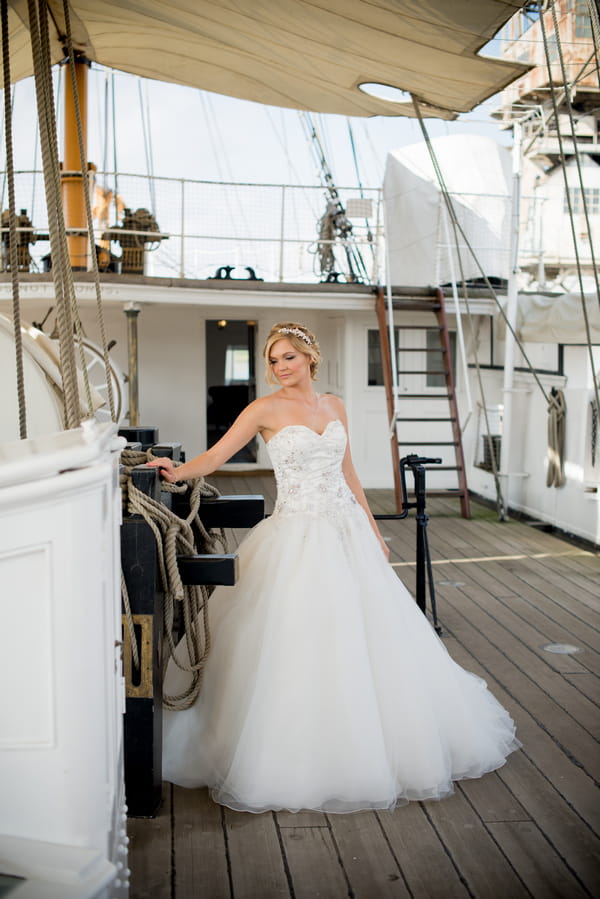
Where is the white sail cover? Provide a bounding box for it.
[515,292,600,344]
[4,0,529,119]
[384,134,512,286]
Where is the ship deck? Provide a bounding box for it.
[128,477,600,899]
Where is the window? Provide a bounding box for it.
[224,347,250,383]
[564,187,600,215]
[575,2,592,38]
[367,328,399,386]
[426,330,456,388]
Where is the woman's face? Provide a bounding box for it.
[268,338,311,386]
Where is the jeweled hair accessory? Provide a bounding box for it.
[277,327,312,346]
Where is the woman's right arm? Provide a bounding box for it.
[148,401,265,483]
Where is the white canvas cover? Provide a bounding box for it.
[4,0,529,119]
[515,291,600,344]
[383,134,512,286]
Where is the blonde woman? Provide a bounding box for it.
[150,322,519,813]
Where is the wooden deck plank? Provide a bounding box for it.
[563,672,600,707]
[497,752,600,897]
[224,808,291,899]
[173,786,230,899]
[439,589,600,826]
[276,810,328,828]
[440,638,600,896]
[375,803,471,899]
[457,583,600,740]
[128,786,172,899]
[421,789,530,897]
[279,825,350,899]
[455,773,529,824]
[487,820,591,899]
[423,536,600,676]
[442,582,600,780]
[326,810,411,898]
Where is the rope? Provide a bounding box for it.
[412,95,551,405]
[119,448,227,710]
[27,0,81,427]
[540,2,600,423]
[62,0,116,422]
[411,97,508,519]
[546,389,566,488]
[1,0,27,438]
[587,0,600,89]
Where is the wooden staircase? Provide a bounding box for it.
[375,286,471,518]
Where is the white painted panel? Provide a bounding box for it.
[0,544,53,747]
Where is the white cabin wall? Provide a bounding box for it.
[344,315,393,489]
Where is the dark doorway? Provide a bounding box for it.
[205,320,257,463]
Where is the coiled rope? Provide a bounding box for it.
[120,448,227,710]
[546,389,566,488]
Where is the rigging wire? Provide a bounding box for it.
[198,91,251,244]
[539,2,600,418]
[346,118,375,261]
[137,78,156,214]
[412,98,550,405]
[586,0,600,88]
[300,111,370,283]
[62,0,116,421]
[111,70,120,227]
[546,1,600,306]
[0,84,15,210]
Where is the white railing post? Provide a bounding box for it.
[279,184,286,282]
[179,178,185,279]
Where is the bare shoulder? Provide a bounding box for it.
[321,393,347,421]
[246,393,285,430]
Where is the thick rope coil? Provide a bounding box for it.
[1,0,27,438]
[120,448,227,710]
[547,389,566,488]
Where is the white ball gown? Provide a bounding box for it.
[162,419,520,813]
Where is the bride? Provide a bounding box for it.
[149,321,520,814]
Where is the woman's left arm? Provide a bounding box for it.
[334,400,390,560]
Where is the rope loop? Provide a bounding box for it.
[120,447,227,709]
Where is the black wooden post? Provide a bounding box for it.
[121,466,163,818]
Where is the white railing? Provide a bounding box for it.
[0,170,384,284]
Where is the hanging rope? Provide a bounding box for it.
[411,97,509,518]
[1,0,27,438]
[120,448,227,710]
[587,0,600,89]
[539,2,600,424]
[62,0,116,422]
[27,0,82,427]
[546,388,566,488]
[547,2,600,305]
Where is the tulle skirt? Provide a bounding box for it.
[162,506,520,813]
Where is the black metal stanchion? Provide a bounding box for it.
[375,454,443,635]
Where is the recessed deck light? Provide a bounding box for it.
[542,643,581,655]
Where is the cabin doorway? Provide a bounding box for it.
[205,320,257,462]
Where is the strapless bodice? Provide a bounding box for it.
[266,419,360,524]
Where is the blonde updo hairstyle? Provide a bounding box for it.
[263,322,321,385]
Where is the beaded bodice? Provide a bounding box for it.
[266,420,360,524]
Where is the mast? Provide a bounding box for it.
[61,53,90,270]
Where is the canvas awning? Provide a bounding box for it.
[4,0,530,119]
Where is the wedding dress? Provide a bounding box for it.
[162,419,520,813]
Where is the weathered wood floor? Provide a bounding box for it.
[129,476,600,898]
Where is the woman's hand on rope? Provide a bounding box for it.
[148,456,181,483]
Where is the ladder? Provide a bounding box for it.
[375,286,471,519]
